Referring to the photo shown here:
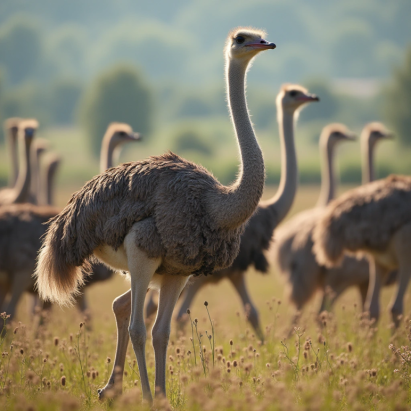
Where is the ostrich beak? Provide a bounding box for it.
[247,40,276,50]
[130,132,142,141]
[297,94,320,102]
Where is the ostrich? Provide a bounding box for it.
[272,124,355,318]
[0,124,140,320]
[4,117,22,187]
[145,84,319,340]
[0,119,38,205]
[273,123,392,322]
[313,174,411,328]
[30,139,50,204]
[40,154,61,207]
[35,28,276,401]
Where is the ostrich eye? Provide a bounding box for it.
[118,131,126,137]
[289,90,298,97]
[334,132,341,137]
[235,36,245,44]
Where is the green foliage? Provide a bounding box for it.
[383,46,411,146]
[0,15,42,85]
[49,78,83,125]
[78,64,152,156]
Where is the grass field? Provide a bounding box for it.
[1,185,410,411]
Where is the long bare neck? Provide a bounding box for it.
[7,132,19,187]
[13,135,32,203]
[208,59,265,229]
[100,136,118,173]
[44,163,59,206]
[262,108,297,224]
[30,150,41,199]
[361,138,374,184]
[316,140,335,207]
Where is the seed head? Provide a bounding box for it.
[204,301,208,307]
[54,337,59,346]
[61,376,66,386]
[186,309,190,315]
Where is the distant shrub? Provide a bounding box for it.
[78,64,152,157]
[50,78,83,125]
[383,46,411,146]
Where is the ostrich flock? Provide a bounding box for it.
[0,27,409,402]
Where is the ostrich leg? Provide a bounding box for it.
[229,271,264,342]
[152,275,189,396]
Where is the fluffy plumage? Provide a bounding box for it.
[313,175,411,267]
[37,152,245,303]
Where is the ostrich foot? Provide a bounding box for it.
[98,378,122,400]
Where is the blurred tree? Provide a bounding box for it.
[171,127,213,157]
[79,64,152,156]
[0,16,42,84]
[383,46,411,146]
[50,78,83,125]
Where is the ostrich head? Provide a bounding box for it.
[106,123,142,146]
[4,117,22,137]
[20,119,39,142]
[277,84,319,118]
[225,27,276,63]
[34,139,50,157]
[362,122,393,148]
[320,123,356,149]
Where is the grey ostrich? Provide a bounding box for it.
[0,119,38,205]
[0,124,140,320]
[273,123,392,322]
[4,118,22,187]
[145,84,319,340]
[272,124,355,317]
[313,174,411,328]
[35,28,276,401]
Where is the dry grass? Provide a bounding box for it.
[1,187,410,410]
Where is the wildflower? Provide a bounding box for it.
[20,349,24,355]
[54,337,59,346]
[13,327,18,334]
[230,340,233,346]
[107,357,111,364]
[61,376,66,386]
[186,309,190,314]
[347,342,353,353]
[79,322,84,329]
[204,301,208,307]
[233,360,238,367]
[266,363,270,368]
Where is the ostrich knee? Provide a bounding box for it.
[113,294,131,321]
[129,325,147,351]
[152,323,170,352]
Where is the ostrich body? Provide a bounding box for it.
[146,84,319,339]
[0,124,139,320]
[272,124,356,316]
[35,28,275,401]
[4,118,22,187]
[273,123,392,319]
[313,174,411,326]
[0,120,38,205]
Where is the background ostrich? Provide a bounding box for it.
[272,124,355,319]
[4,117,22,188]
[145,84,319,340]
[0,124,140,320]
[0,119,38,205]
[40,154,61,206]
[313,174,411,327]
[273,123,392,322]
[35,28,275,401]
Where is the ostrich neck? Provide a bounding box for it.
[30,150,41,200]
[208,59,265,229]
[100,138,118,173]
[262,108,297,224]
[13,136,32,203]
[362,139,374,184]
[316,141,335,207]
[7,133,19,187]
[45,165,57,206]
